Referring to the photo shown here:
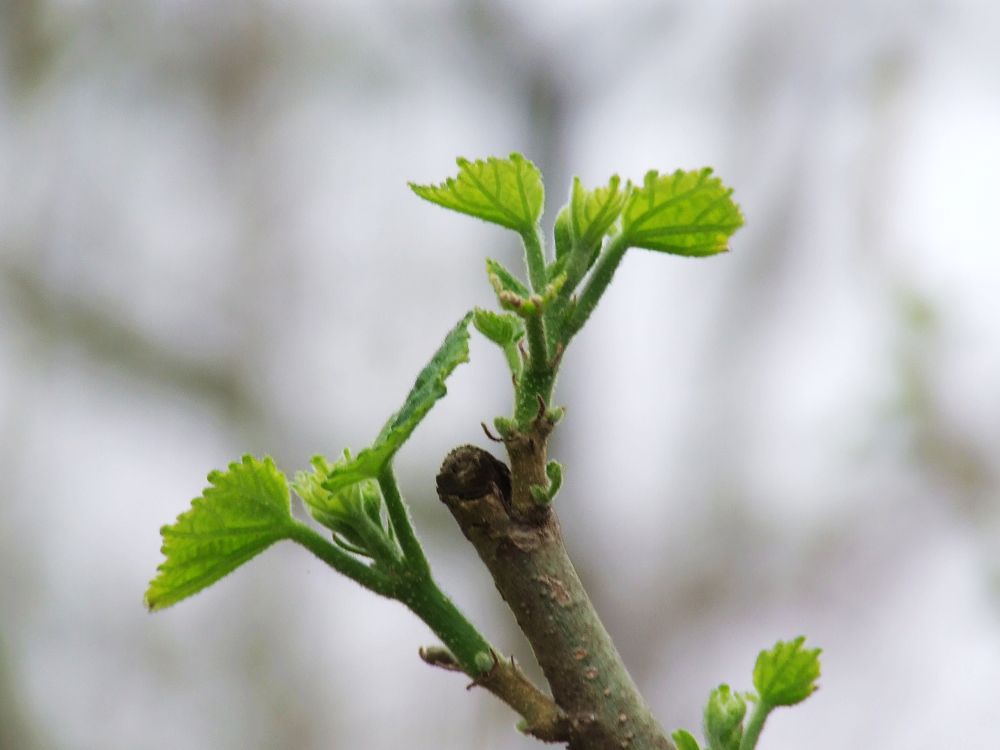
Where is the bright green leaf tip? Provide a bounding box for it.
[753,636,822,707]
[409,153,544,234]
[145,455,294,612]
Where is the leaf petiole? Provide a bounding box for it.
[520,224,549,294]
[737,699,770,750]
[562,232,630,343]
[378,466,431,579]
[288,521,397,598]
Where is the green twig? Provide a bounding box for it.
[288,522,396,598]
[562,232,629,343]
[521,225,548,294]
[378,466,431,578]
[524,310,549,364]
[513,366,555,428]
[738,700,771,750]
[398,577,494,677]
[513,302,556,428]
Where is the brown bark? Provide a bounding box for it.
[437,443,672,750]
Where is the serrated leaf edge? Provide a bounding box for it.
[145,455,294,611]
[409,153,542,233]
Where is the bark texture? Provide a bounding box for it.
[437,443,672,750]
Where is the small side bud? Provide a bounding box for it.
[544,405,566,425]
[530,484,552,506]
[498,290,525,311]
[703,684,746,750]
[493,417,514,439]
[545,460,563,498]
[474,651,495,675]
[542,272,567,302]
[529,460,563,506]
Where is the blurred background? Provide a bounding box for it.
[2,0,999,748]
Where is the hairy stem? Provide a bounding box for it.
[378,466,431,578]
[437,445,672,750]
[525,310,550,363]
[514,356,556,430]
[398,576,494,675]
[522,225,549,294]
[562,233,629,344]
[288,522,397,598]
[738,701,770,750]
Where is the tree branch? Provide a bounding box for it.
[419,646,571,743]
[436,445,672,750]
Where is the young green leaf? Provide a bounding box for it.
[753,636,822,707]
[570,175,627,250]
[672,729,703,750]
[473,308,525,347]
[621,168,743,257]
[473,308,524,379]
[323,313,473,494]
[145,455,295,611]
[410,153,544,234]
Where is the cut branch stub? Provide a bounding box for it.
[437,445,672,750]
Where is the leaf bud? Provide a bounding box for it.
[703,684,746,750]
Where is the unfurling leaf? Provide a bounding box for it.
[293,452,388,556]
[323,313,473,493]
[145,456,295,611]
[410,153,544,234]
[753,636,822,707]
[569,175,627,251]
[703,684,746,750]
[621,168,743,257]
